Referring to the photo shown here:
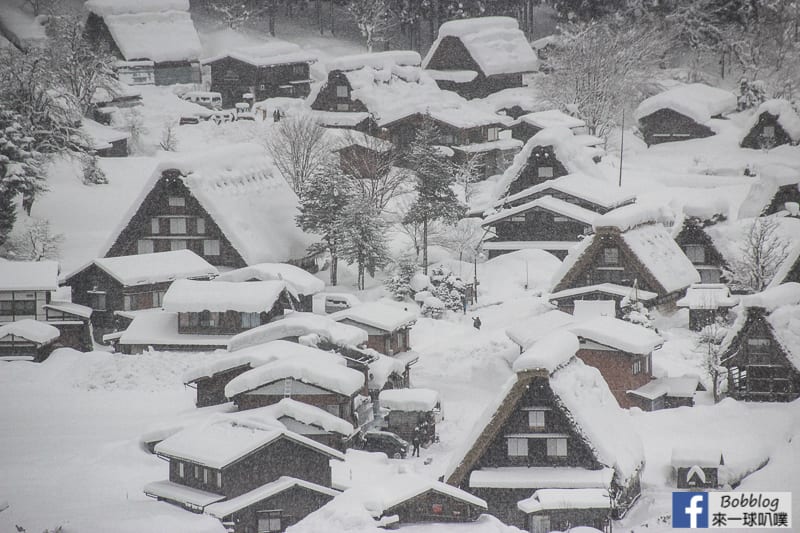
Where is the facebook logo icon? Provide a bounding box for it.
[673,492,709,528]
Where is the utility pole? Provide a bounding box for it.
[618,109,625,187]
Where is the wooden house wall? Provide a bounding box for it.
[44,306,93,351]
[176,308,275,335]
[67,264,124,332]
[310,71,367,113]
[0,289,50,323]
[776,256,800,285]
[763,183,800,216]
[153,61,200,86]
[195,365,252,407]
[741,112,795,149]
[84,14,123,59]
[105,171,247,269]
[96,138,128,157]
[208,57,311,108]
[119,342,225,355]
[490,206,592,244]
[220,485,335,533]
[167,437,333,499]
[577,348,652,408]
[676,466,719,489]
[0,337,54,361]
[724,311,800,402]
[384,489,483,524]
[425,36,483,73]
[674,222,726,284]
[234,382,354,421]
[638,109,715,146]
[511,122,543,143]
[386,410,436,443]
[508,146,570,196]
[470,488,529,529]
[475,377,600,471]
[524,508,610,533]
[551,293,626,317]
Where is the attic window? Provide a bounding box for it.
[293,64,305,75]
[684,244,706,264]
[487,127,500,141]
[196,218,206,234]
[510,215,526,222]
[177,462,184,478]
[747,338,770,353]
[336,103,350,111]
[553,216,571,223]
[336,85,348,98]
[537,166,554,178]
[507,437,528,457]
[168,196,185,207]
[258,511,282,532]
[431,503,444,514]
[137,239,154,254]
[546,437,567,457]
[762,125,775,137]
[528,410,545,429]
[603,247,619,264]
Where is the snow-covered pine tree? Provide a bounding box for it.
[403,115,464,274]
[340,198,389,290]
[384,256,419,300]
[295,160,353,286]
[620,286,655,330]
[82,154,108,185]
[0,107,45,246]
[428,265,466,312]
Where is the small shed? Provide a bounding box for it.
[549,284,659,317]
[331,302,416,356]
[0,319,60,361]
[517,488,611,533]
[378,388,441,444]
[676,284,738,331]
[81,118,130,157]
[740,99,800,149]
[214,263,324,312]
[627,375,704,411]
[511,109,587,143]
[671,447,725,489]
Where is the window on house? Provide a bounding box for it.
[123,295,131,311]
[336,103,350,111]
[293,64,305,75]
[431,503,444,514]
[170,240,187,251]
[203,468,209,484]
[137,239,154,254]
[196,218,206,234]
[168,196,185,207]
[684,244,706,264]
[216,471,222,488]
[487,127,499,141]
[440,133,455,145]
[762,125,775,137]
[336,85,348,98]
[603,247,619,264]
[507,437,528,457]
[528,410,545,429]
[257,511,283,533]
[194,465,200,478]
[3,299,36,316]
[170,218,187,234]
[553,216,570,223]
[537,166,554,178]
[546,437,567,457]
[632,359,642,375]
[154,291,166,307]
[199,311,217,328]
[747,338,770,353]
[241,312,260,329]
[324,404,341,417]
[177,462,184,478]
[510,215,527,222]
[151,218,160,234]
[89,291,107,311]
[203,239,220,256]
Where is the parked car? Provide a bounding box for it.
[210,110,235,125]
[180,91,222,110]
[321,293,361,314]
[178,115,200,126]
[359,430,409,459]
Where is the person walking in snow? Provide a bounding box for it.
[472,316,482,330]
[411,427,421,457]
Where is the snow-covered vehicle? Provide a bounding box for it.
[321,293,361,314]
[359,430,409,459]
[180,91,222,110]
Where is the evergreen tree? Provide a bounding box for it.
[0,107,45,246]
[295,161,352,286]
[384,255,419,300]
[402,115,464,274]
[340,198,389,290]
[620,292,655,329]
[428,265,466,312]
[82,154,108,185]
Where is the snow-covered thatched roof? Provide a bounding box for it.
[0,260,58,291]
[214,263,324,296]
[331,301,417,332]
[205,476,339,519]
[634,83,737,124]
[162,279,289,313]
[202,41,316,67]
[742,99,800,143]
[483,195,599,227]
[225,357,364,399]
[516,109,586,130]
[569,316,663,355]
[85,0,202,63]
[90,250,217,287]
[101,144,317,265]
[493,172,635,211]
[227,313,368,353]
[423,17,539,77]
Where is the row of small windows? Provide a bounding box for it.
[176,461,222,488]
[151,217,205,235]
[508,213,580,224]
[123,291,166,311]
[507,436,568,457]
[178,311,261,329]
[137,239,220,255]
[0,300,37,316]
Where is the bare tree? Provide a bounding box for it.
[438,218,484,263]
[265,113,331,194]
[726,217,790,292]
[4,218,64,261]
[347,0,393,52]
[695,318,729,403]
[160,122,179,152]
[452,151,484,203]
[338,131,410,210]
[208,0,269,29]
[540,18,669,137]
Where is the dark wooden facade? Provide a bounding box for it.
[507,146,570,196]
[96,138,128,157]
[638,108,715,146]
[721,308,800,402]
[384,489,485,524]
[43,306,93,352]
[385,409,436,444]
[0,334,55,362]
[105,170,247,268]
[673,218,727,284]
[176,296,287,335]
[577,345,652,408]
[676,466,720,489]
[310,70,368,114]
[741,111,796,149]
[763,183,800,216]
[85,13,200,86]
[424,36,525,99]
[523,507,609,533]
[549,289,656,317]
[336,317,411,356]
[192,365,252,407]
[212,484,335,533]
[205,56,312,108]
[485,205,592,259]
[164,436,334,500]
[448,372,631,529]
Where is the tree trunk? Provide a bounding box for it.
[269,0,276,36]
[358,262,365,290]
[317,0,323,35]
[330,254,338,285]
[422,218,428,274]
[330,0,335,35]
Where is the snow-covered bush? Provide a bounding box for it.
[82,154,107,185]
[620,294,655,330]
[421,295,445,319]
[428,265,466,312]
